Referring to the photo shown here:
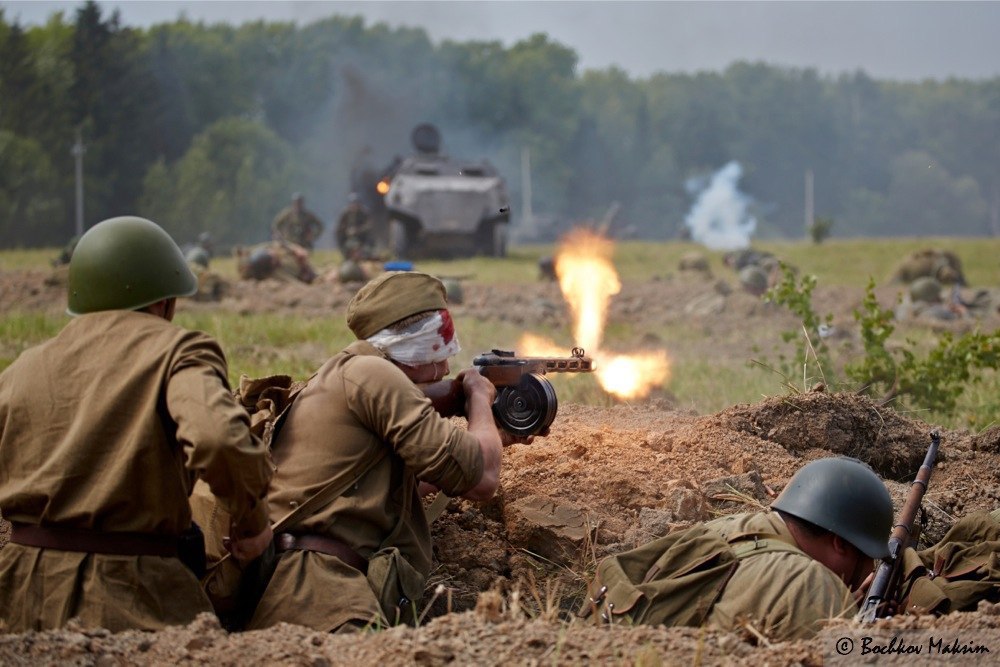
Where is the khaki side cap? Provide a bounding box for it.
[347,271,447,339]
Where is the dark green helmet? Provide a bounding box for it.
[771,457,893,559]
[738,265,769,295]
[186,246,211,269]
[67,216,198,315]
[338,259,367,283]
[910,276,943,303]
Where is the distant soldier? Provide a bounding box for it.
[723,247,775,272]
[897,276,974,321]
[185,246,211,271]
[185,247,229,302]
[441,277,465,304]
[190,231,215,259]
[272,193,324,250]
[46,236,80,286]
[51,235,80,267]
[738,265,769,296]
[891,248,966,286]
[236,242,317,284]
[336,192,374,260]
[677,251,711,275]
[336,258,369,284]
[538,256,557,281]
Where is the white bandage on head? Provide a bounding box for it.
[366,309,460,366]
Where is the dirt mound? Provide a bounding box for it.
[716,390,939,478]
[4,391,999,663]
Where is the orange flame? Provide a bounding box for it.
[376,179,391,195]
[592,351,670,400]
[555,229,620,353]
[519,228,671,400]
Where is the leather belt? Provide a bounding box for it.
[275,532,367,573]
[11,522,180,558]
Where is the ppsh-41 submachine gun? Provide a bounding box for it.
[423,347,594,436]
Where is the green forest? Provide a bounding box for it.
[1,1,999,249]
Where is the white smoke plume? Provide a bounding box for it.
[683,161,757,251]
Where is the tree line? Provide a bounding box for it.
[2,1,998,250]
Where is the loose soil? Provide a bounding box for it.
[2,265,999,665]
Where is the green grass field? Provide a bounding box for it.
[2,237,998,430]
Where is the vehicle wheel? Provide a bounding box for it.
[492,223,508,258]
[389,220,410,259]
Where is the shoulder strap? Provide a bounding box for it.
[728,532,805,560]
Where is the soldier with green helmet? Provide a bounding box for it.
[337,258,368,284]
[236,242,317,284]
[587,456,893,640]
[0,216,273,632]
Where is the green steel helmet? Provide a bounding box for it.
[738,265,769,295]
[910,276,943,303]
[67,216,197,315]
[244,247,277,280]
[771,456,893,559]
[186,246,211,269]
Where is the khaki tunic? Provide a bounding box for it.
[272,206,324,249]
[704,511,857,641]
[248,341,483,631]
[335,205,373,252]
[0,310,271,632]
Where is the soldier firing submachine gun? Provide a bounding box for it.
[423,348,594,436]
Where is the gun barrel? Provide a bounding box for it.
[892,430,939,549]
[541,357,594,373]
[855,429,940,623]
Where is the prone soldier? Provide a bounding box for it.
[585,457,894,640]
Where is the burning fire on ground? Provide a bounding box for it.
[520,229,671,400]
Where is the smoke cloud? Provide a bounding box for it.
[683,161,756,251]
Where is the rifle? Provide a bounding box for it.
[855,429,941,622]
[422,347,594,436]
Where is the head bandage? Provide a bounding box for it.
[366,309,460,366]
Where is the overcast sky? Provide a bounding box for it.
[3,1,1000,81]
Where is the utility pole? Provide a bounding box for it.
[71,128,85,237]
[804,168,814,237]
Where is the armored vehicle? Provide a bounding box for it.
[382,123,510,259]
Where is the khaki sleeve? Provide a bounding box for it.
[709,553,857,641]
[344,357,484,496]
[166,332,272,538]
